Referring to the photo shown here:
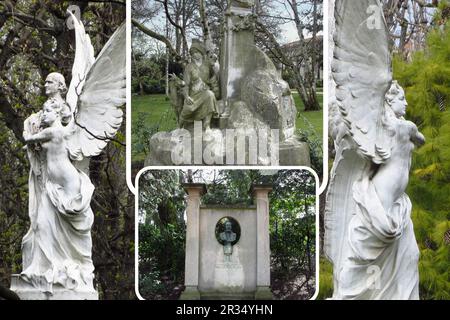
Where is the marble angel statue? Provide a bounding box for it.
[18,12,125,296]
[325,0,425,300]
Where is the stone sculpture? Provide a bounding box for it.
[219,220,237,261]
[179,39,220,130]
[325,0,424,300]
[11,11,125,300]
[148,0,310,166]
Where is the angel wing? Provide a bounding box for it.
[66,11,95,113]
[66,22,126,160]
[325,0,393,286]
[332,0,393,163]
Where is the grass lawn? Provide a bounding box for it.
[293,93,323,138]
[132,93,323,162]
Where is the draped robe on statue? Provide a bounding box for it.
[333,175,420,300]
[20,114,96,293]
[180,62,218,124]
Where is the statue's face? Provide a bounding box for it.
[225,221,232,231]
[192,51,203,63]
[209,53,217,61]
[41,104,59,126]
[390,88,408,118]
[44,75,61,96]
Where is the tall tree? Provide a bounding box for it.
[381,0,440,58]
[256,0,323,111]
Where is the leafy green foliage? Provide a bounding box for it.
[295,93,324,177]
[131,94,178,165]
[139,223,186,299]
[392,8,450,300]
[202,170,264,206]
[138,170,186,299]
[270,170,316,299]
[131,55,165,94]
[317,258,333,300]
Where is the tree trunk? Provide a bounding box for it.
[311,0,318,90]
[132,51,145,95]
[291,0,320,111]
[198,0,213,51]
[166,15,170,96]
[295,74,320,111]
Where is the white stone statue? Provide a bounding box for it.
[16,11,125,298]
[325,0,425,300]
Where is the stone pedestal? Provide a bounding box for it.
[279,139,311,166]
[10,275,98,300]
[254,286,274,300]
[180,286,201,300]
[146,126,311,166]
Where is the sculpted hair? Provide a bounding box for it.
[381,80,402,137]
[385,80,402,106]
[44,98,72,125]
[47,72,67,94]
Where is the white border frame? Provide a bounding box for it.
[126,0,330,301]
[134,166,320,301]
[126,0,134,194]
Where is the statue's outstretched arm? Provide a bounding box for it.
[408,121,425,147]
[24,128,53,144]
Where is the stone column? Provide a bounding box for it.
[252,184,273,300]
[220,2,256,113]
[180,183,206,300]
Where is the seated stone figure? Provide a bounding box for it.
[179,39,219,130]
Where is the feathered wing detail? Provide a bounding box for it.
[66,11,95,113]
[332,0,393,163]
[66,22,126,160]
[325,0,394,279]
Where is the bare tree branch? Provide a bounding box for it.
[132,18,185,63]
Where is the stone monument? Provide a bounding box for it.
[180,183,273,300]
[10,11,126,300]
[325,0,424,300]
[146,0,310,166]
